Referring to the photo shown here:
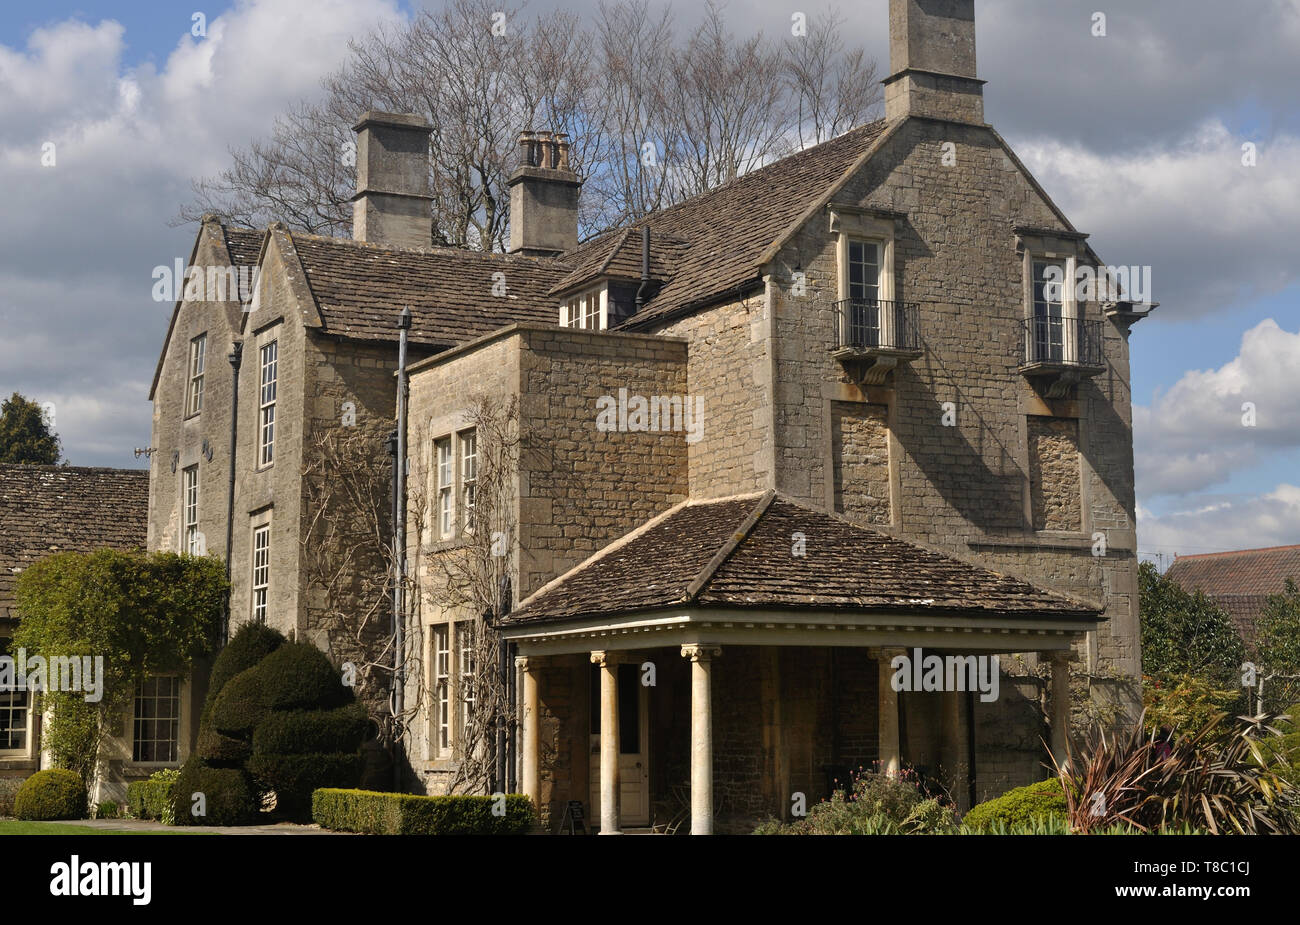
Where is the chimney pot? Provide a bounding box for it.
[508,127,580,257]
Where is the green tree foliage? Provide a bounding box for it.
[0,392,60,464]
[12,549,227,779]
[1139,561,1245,689]
[1253,579,1300,712]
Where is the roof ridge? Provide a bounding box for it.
[682,489,776,602]
[1173,544,1300,560]
[286,229,572,265]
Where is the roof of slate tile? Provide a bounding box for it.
[550,227,689,295]
[0,465,149,622]
[222,226,264,269]
[504,491,1102,625]
[288,233,572,347]
[1166,546,1300,645]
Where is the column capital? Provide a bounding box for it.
[590,649,621,667]
[681,644,722,663]
[515,655,536,673]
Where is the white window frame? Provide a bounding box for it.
[0,639,31,756]
[457,621,476,740]
[258,340,278,468]
[186,333,206,417]
[433,624,451,757]
[132,675,182,765]
[251,521,271,622]
[436,438,454,539]
[559,287,607,330]
[831,210,896,347]
[460,429,477,533]
[1027,253,1079,364]
[182,465,200,555]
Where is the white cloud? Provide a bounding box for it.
[1138,484,1300,556]
[1017,121,1300,320]
[0,0,404,466]
[1133,318,1300,497]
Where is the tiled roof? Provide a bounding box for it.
[289,233,571,347]
[505,492,1101,625]
[1166,546,1300,646]
[550,227,688,295]
[0,465,149,623]
[223,226,264,269]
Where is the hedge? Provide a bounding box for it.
[206,623,285,708]
[962,777,1068,831]
[126,770,178,820]
[14,769,88,821]
[313,788,535,835]
[209,668,268,738]
[171,758,260,826]
[0,778,23,817]
[247,753,361,819]
[256,643,350,712]
[252,704,368,756]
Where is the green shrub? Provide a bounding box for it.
[171,758,259,826]
[963,778,1067,831]
[247,753,362,820]
[205,623,286,709]
[126,768,180,821]
[252,704,368,756]
[255,643,350,712]
[312,788,534,835]
[901,798,957,833]
[96,800,120,819]
[209,668,268,737]
[0,777,24,817]
[196,726,252,766]
[14,769,88,820]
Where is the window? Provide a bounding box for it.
[0,639,28,753]
[846,239,882,347]
[133,676,180,763]
[258,340,278,467]
[457,621,476,737]
[186,334,206,416]
[460,430,477,531]
[436,438,453,539]
[560,288,604,330]
[433,624,450,756]
[251,523,270,622]
[1032,260,1066,362]
[183,465,200,555]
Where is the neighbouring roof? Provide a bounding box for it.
[504,491,1101,625]
[223,226,264,269]
[1165,545,1300,645]
[288,233,572,347]
[0,465,149,623]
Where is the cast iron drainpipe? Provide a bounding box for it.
[223,340,243,645]
[391,307,411,789]
[634,225,651,310]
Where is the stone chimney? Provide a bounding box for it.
[508,131,580,257]
[351,111,433,248]
[882,0,985,125]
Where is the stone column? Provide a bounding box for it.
[517,656,539,810]
[877,647,905,775]
[590,650,621,834]
[682,644,722,835]
[1049,652,1073,769]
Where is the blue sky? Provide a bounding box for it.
[1,0,1298,560]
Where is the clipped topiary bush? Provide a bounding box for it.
[171,757,259,827]
[313,788,534,835]
[962,778,1067,832]
[195,725,252,766]
[205,623,286,708]
[247,753,362,819]
[255,643,350,712]
[14,769,88,821]
[0,777,24,817]
[252,703,368,756]
[209,667,268,738]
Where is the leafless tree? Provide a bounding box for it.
[181,1,880,244]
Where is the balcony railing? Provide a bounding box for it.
[833,299,922,352]
[1020,316,1104,370]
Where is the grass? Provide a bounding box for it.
[0,820,201,835]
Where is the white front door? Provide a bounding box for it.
[589,663,650,828]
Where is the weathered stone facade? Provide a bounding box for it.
[1028,416,1082,531]
[830,401,892,525]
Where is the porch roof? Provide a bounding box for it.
[503,491,1104,633]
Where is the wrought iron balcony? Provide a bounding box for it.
[1019,316,1106,397]
[831,298,922,385]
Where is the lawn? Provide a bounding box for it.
[0,820,197,835]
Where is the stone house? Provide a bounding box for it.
[0,464,148,793]
[138,0,1149,832]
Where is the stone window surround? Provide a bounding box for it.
[185,332,206,419]
[423,410,476,548]
[1017,399,1093,540]
[249,506,273,624]
[829,208,897,299]
[1015,229,1094,358]
[819,380,901,529]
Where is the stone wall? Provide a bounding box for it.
[1027,416,1081,531]
[830,401,892,525]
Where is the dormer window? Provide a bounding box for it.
[560,287,606,330]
